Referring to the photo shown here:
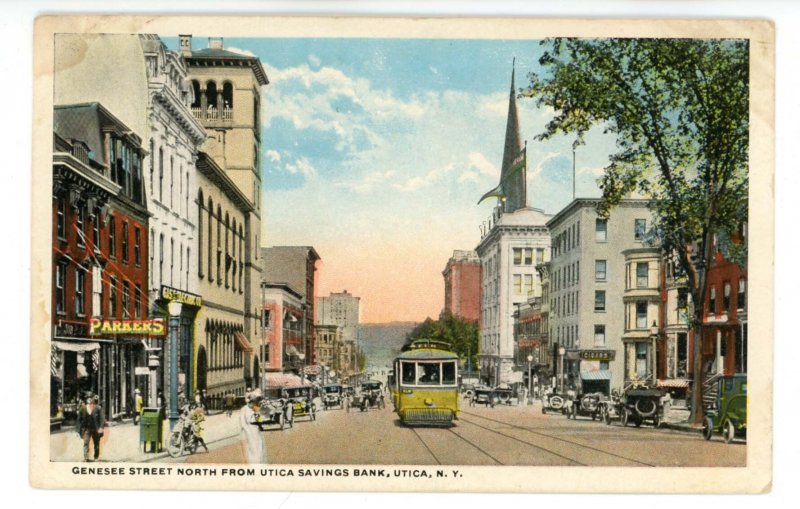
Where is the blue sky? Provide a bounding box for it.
[164,36,618,322]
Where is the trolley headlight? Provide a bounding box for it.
[424,398,434,406]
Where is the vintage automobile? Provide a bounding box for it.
[566,392,604,420]
[470,385,497,407]
[258,388,294,430]
[321,384,344,410]
[541,390,566,414]
[461,383,476,401]
[493,384,515,406]
[350,380,385,412]
[703,374,747,443]
[601,391,623,424]
[283,385,317,422]
[619,387,663,427]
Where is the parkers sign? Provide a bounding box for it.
[89,319,167,336]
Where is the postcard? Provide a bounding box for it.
[30,15,774,492]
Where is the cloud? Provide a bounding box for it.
[225,46,256,57]
[308,54,321,67]
[284,157,318,180]
[335,170,397,194]
[266,149,281,162]
[467,151,499,178]
[529,152,561,179]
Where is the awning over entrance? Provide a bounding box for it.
[264,372,303,388]
[580,370,612,381]
[657,378,690,388]
[52,340,101,353]
[234,332,253,353]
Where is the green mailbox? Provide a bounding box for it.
[140,407,163,452]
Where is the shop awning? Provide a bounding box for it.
[234,332,253,353]
[580,370,612,381]
[52,340,101,353]
[304,364,321,375]
[264,372,303,388]
[657,379,690,388]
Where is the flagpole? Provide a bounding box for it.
[572,139,577,201]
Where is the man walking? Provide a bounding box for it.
[78,395,104,462]
[134,389,143,425]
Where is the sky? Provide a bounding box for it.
[164,36,620,323]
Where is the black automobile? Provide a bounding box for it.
[620,388,663,427]
[566,392,604,420]
[470,385,497,407]
[321,384,344,410]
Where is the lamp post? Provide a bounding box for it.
[650,321,659,386]
[558,346,566,394]
[526,354,533,405]
[167,301,182,431]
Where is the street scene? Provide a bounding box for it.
[46,30,749,468]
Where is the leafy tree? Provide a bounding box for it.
[405,313,480,372]
[522,38,749,424]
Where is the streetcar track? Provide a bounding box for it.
[443,427,504,465]
[409,427,442,465]
[459,411,657,467]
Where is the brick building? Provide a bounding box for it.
[442,250,481,323]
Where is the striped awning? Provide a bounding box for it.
[580,370,612,381]
[264,372,303,388]
[657,378,690,388]
[234,332,253,353]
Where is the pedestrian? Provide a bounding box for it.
[522,385,529,406]
[239,394,266,464]
[157,391,166,419]
[225,392,235,417]
[77,395,105,462]
[133,389,143,425]
[190,404,209,453]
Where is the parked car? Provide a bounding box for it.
[321,384,344,410]
[493,384,515,406]
[258,388,294,430]
[283,385,317,422]
[620,387,663,428]
[566,392,604,420]
[541,391,566,414]
[470,385,497,407]
[703,374,747,443]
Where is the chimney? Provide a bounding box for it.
[208,37,224,50]
[179,34,192,57]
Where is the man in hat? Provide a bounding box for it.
[134,389,143,425]
[77,395,104,462]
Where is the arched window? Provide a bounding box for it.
[206,81,219,119]
[239,225,244,293]
[222,82,234,121]
[158,147,164,202]
[197,190,204,278]
[225,213,230,288]
[216,205,222,285]
[231,218,237,292]
[191,80,201,108]
[207,197,214,281]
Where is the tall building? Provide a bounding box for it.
[262,246,321,366]
[475,65,550,386]
[546,198,652,393]
[51,102,149,420]
[182,36,269,399]
[316,290,361,343]
[442,250,481,323]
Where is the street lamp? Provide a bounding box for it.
[650,320,659,386]
[558,346,566,394]
[167,300,182,431]
[526,354,533,405]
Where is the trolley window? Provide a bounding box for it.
[401,361,416,384]
[442,361,456,384]
[417,363,440,384]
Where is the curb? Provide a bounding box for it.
[661,422,704,434]
[123,432,241,463]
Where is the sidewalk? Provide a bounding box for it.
[660,405,704,433]
[50,410,242,463]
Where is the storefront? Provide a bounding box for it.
[576,349,615,395]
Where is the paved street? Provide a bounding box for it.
[50,398,745,467]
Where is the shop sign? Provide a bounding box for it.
[54,320,89,338]
[160,286,202,307]
[518,339,540,348]
[89,319,166,336]
[579,349,616,361]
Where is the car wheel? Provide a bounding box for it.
[703,416,714,440]
[605,409,612,425]
[167,431,182,458]
[723,419,736,444]
[652,412,660,428]
[621,408,629,427]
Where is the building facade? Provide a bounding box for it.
[260,282,305,387]
[546,198,653,394]
[316,290,361,344]
[51,103,150,421]
[442,250,481,323]
[262,246,322,366]
[621,247,662,386]
[476,206,551,386]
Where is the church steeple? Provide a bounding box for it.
[477,59,527,213]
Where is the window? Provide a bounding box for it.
[594,325,606,346]
[634,219,647,240]
[677,288,688,309]
[135,284,142,318]
[75,268,85,315]
[170,157,174,208]
[709,286,717,315]
[595,218,607,242]
[121,222,129,263]
[524,274,534,296]
[417,363,440,384]
[595,260,607,281]
[738,279,746,310]
[170,237,175,286]
[55,261,66,314]
[56,197,66,239]
[92,214,99,251]
[159,234,164,286]
[109,217,116,257]
[636,301,648,329]
[636,343,649,378]
[513,248,522,265]
[198,193,204,278]
[76,206,86,247]
[723,281,731,312]
[401,362,415,384]
[149,139,154,194]
[122,281,130,318]
[92,266,102,318]
[134,227,141,266]
[595,290,606,312]
[636,262,648,287]
[515,274,523,295]
[109,277,117,318]
[158,148,164,202]
[536,248,544,264]
[524,248,533,265]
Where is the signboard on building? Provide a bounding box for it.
[578,349,616,361]
[54,320,89,338]
[89,319,166,336]
[518,339,540,348]
[160,286,203,307]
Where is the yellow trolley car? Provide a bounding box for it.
[392,339,460,426]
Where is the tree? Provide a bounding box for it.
[405,313,480,372]
[522,38,749,425]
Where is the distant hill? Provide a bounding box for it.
[358,322,417,371]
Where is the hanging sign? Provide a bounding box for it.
[89,319,166,336]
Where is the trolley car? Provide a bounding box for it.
[392,339,460,427]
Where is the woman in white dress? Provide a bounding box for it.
[239,395,266,463]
